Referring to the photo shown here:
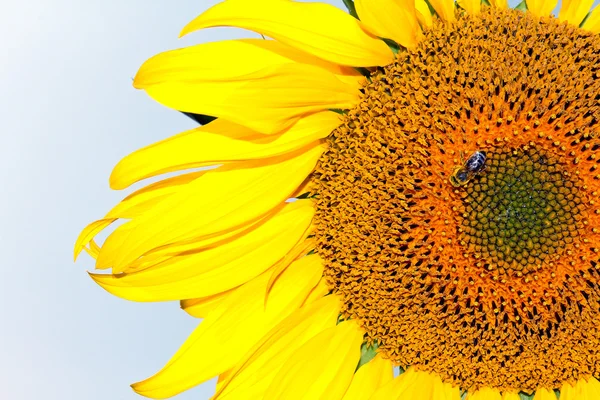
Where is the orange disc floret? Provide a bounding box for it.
[313,7,600,393]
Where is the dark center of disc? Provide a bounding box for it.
[460,146,586,275]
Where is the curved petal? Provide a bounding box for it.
[74,172,205,259]
[110,112,341,189]
[428,0,456,22]
[466,387,502,400]
[532,388,557,400]
[341,354,393,400]
[264,319,363,400]
[525,0,558,17]
[181,0,393,67]
[501,392,520,400]
[132,255,323,399]
[214,295,341,400]
[371,368,460,400]
[558,0,594,26]
[583,6,600,32]
[96,145,324,272]
[355,0,421,48]
[415,0,434,28]
[90,201,314,301]
[140,63,361,135]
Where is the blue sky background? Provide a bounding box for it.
[0,0,596,399]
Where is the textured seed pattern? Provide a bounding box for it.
[313,8,600,393]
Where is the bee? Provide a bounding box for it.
[450,151,487,187]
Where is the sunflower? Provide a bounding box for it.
[75,0,600,398]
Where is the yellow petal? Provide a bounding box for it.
[501,392,521,400]
[466,387,502,400]
[489,0,508,9]
[558,0,594,26]
[355,0,421,48]
[371,367,460,400]
[96,145,324,272]
[135,39,349,86]
[266,238,315,301]
[341,354,393,400]
[415,0,434,28]
[141,62,360,135]
[583,6,600,33]
[264,319,363,400]
[181,0,393,67]
[428,0,456,22]
[74,218,116,261]
[532,388,557,400]
[111,112,340,189]
[90,201,315,301]
[214,295,341,400]
[369,368,420,399]
[132,255,323,399]
[302,278,329,306]
[74,172,205,259]
[180,289,235,318]
[525,0,558,17]
[458,0,481,14]
[561,377,600,400]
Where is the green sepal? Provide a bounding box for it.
[519,392,534,400]
[514,0,528,11]
[356,341,379,370]
[580,11,592,27]
[342,0,359,18]
[381,38,400,55]
[330,108,348,115]
[482,0,491,6]
[181,112,217,125]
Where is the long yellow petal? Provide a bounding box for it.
[501,392,520,400]
[371,367,460,400]
[489,0,508,9]
[558,0,594,25]
[264,319,363,400]
[214,295,341,400]
[132,255,323,399]
[341,354,393,400]
[181,0,393,67]
[110,112,340,189]
[415,0,434,28]
[428,0,456,22]
[355,0,421,48]
[583,6,600,33]
[466,387,502,400]
[532,388,557,400]
[96,145,324,272]
[458,0,481,14]
[179,289,235,318]
[90,201,314,301]
[525,0,558,17]
[74,172,205,259]
[141,63,360,135]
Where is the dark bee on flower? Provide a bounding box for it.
[450,151,487,187]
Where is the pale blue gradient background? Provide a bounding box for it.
[0,0,592,399]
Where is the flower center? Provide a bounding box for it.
[460,146,586,276]
[313,7,600,393]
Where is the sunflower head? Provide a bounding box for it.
[78,0,600,399]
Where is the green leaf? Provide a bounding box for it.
[514,0,528,11]
[342,0,359,18]
[356,341,379,370]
